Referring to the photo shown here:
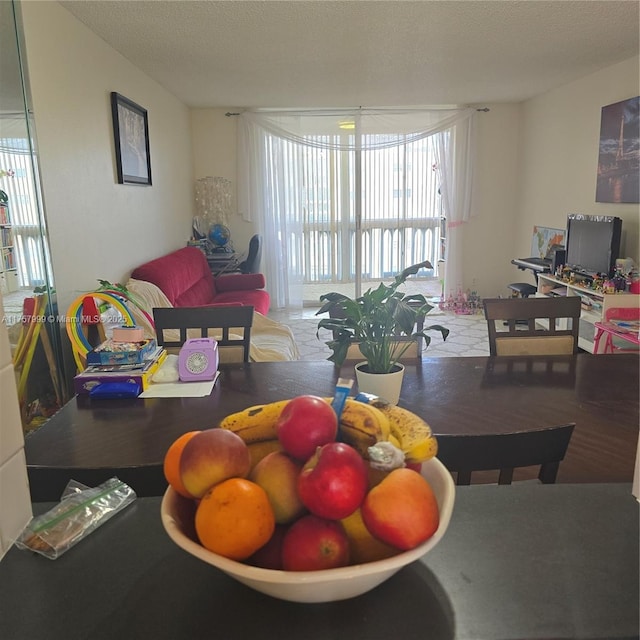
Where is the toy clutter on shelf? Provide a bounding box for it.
[554,258,638,294]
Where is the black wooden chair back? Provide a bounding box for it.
[152,305,254,363]
[483,296,581,356]
[436,423,575,485]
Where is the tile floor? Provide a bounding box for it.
[269,305,490,361]
[274,278,489,360]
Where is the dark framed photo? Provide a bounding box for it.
[595,96,639,203]
[110,92,152,185]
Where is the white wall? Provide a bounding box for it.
[463,103,522,297]
[190,108,256,252]
[517,56,639,265]
[20,2,195,312]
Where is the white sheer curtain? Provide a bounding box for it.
[433,114,476,297]
[237,107,476,308]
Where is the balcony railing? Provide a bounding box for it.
[303,218,441,284]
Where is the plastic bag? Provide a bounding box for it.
[15,477,136,559]
[151,353,180,383]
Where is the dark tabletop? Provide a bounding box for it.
[25,354,640,499]
[1,483,637,640]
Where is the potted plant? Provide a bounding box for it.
[316,260,449,403]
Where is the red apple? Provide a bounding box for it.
[297,442,368,520]
[275,395,338,461]
[247,524,288,570]
[281,514,350,571]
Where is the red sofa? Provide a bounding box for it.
[131,246,270,315]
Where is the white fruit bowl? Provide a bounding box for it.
[160,456,455,603]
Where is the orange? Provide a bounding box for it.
[341,507,400,565]
[195,477,275,560]
[163,431,200,498]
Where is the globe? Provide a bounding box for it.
[208,224,230,248]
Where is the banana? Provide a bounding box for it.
[219,396,404,464]
[371,401,438,463]
[338,399,391,459]
[247,439,284,470]
[388,433,402,449]
[218,399,290,443]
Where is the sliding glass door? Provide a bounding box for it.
[294,133,442,300]
[239,108,473,309]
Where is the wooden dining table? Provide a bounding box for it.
[24,354,639,501]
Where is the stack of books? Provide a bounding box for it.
[75,339,167,395]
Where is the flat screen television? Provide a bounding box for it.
[565,214,622,277]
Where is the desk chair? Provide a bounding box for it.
[152,305,254,363]
[224,234,263,274]
[437,423,575,485]
[483,296,581,356]
[239,234,262,274]
[507,282,536,298]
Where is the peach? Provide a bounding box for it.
[249,451,306,524]
[180,428,251,498]
[361,468,439,551]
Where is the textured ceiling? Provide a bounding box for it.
[59,0,639,108]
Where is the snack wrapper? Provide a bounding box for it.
[15,477,136,559]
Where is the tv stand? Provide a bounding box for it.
[536,274,639,353]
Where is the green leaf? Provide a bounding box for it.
[315,261,449,371]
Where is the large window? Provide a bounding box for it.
[275,133,443,286]
[239,108,475,309]
[360,135,442,280]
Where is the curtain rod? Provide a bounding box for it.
[226,107,489,116]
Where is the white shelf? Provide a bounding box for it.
[537,274,639,353]
[0,201,17,293]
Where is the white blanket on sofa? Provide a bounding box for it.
[124,278,300,362]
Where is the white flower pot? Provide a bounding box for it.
[354,362,405,405]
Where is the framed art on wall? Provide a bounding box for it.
[595,96,639,203]
[110,92,152,185]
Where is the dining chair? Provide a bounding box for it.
[483,296,581,356]
[152,305,254,363]
[436,423,575,485]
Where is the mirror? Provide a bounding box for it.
[1,0,66,430]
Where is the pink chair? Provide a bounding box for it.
[593,307,640,354]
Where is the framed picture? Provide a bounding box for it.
[110,92,152,185]
[595,96,639,203]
